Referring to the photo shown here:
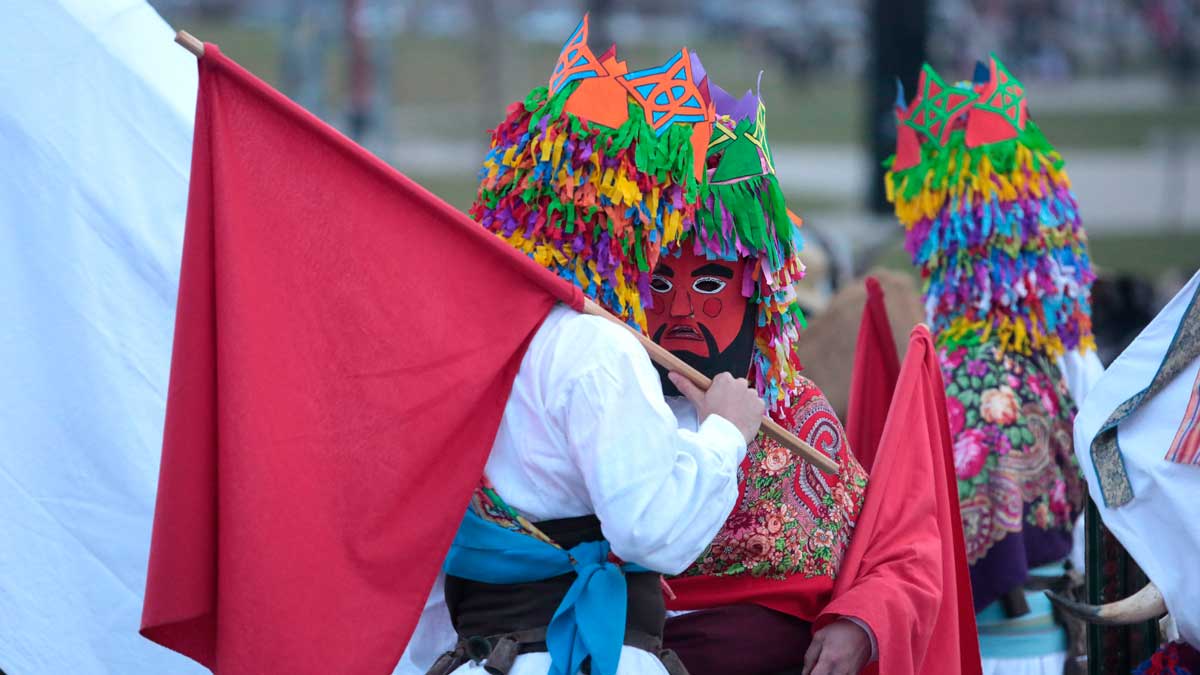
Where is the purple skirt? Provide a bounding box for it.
[664,603,813,675]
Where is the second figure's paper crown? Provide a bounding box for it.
[707,77,776,183]
[691,76,798,286]
[672,75,808,415]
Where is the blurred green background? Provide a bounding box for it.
[154,0,1200,331]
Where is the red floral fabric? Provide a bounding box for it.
[677,376,868,582]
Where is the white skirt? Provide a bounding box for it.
[447,648,669,675]
[982,652,1067,675]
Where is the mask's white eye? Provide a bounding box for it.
[650,275,673,293]
[692,277,727,294]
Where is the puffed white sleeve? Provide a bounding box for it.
[1056,348,1105,408]
[555,321,747,574]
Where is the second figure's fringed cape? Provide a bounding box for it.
[471,15,713,330]
[681,82,808,416]
[886,56,1095,360]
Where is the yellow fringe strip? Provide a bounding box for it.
[940,316,1069,360]
[885,143,1075,229]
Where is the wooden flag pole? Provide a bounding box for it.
[171,30,837,475]
[581,300,835,473]
[176,30,204,57]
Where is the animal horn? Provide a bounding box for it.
[1046,583,1167,625]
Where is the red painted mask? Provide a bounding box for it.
[647,245,753,367]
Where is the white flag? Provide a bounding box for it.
[1074,269,1200,647]
[0,1,203,672]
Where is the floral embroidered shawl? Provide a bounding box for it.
[667,376,868,620]
[941,341,1086,610]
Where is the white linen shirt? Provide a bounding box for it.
[396,304,747,675]
[1056,348,1106,412]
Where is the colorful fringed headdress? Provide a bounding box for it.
[886,55,1095,359]
[470,15,714,329]
[671,79,808,415]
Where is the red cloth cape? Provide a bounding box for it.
[140,45,581,674]
[815,326,981,675]
[846,277,901,474]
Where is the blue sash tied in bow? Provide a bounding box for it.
[443,510,646,675]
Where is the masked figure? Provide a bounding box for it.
[648,82,877,675]
[888,56,1099,673]
[399,17,769,675]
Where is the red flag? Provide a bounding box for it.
[815,326,980,675]
[140,45,581,674]
[846,277,901,474]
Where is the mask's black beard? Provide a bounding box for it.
[654,303,757,397]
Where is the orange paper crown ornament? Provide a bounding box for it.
[471,15,715,330]
[549,15,631,130]
[547,16,714,182]
[617,50,714,179]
